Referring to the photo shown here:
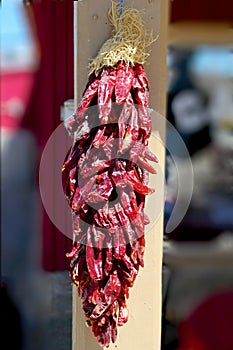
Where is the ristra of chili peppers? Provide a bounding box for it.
[62,60,157,348]
[62,3,158,348]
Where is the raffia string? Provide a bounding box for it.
[89,1,157,75]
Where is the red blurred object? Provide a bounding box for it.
[170,0,233,22]
[1,71,35,131]
[178,290,233,350]
[22,1,74,271]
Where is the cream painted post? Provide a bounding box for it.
[73,1,168,349]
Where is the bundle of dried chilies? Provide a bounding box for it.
[62,2,157,347]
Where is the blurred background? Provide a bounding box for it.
[1,1,233,350]
[163,1,233,349]
[1,1,73,349]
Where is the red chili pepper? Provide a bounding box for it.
[104,234,113,276]
[121,104,139,153]
[75,78,100,121]
[138,156,157,174]
[125,168,155,195]
[134,63,149,97]
[118,92,133,150]
[86,227,103,281]
[137,104,152,144]
[118,299,128,326]
[92,126,107,148]
[113,226,126,259]
[104,270,121,304]
[91,271,121,319]
[115,61,134,104]
[98,67,116,124]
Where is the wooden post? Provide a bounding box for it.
[73,1,168,349]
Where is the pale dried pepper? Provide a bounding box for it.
[62,3,158,348]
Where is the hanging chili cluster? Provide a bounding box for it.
[62,61,158,348]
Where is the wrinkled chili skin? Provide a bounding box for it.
[75,79,100,119]
[98,67,116,124]
[115,61,135,104]
[63,61,158,348]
